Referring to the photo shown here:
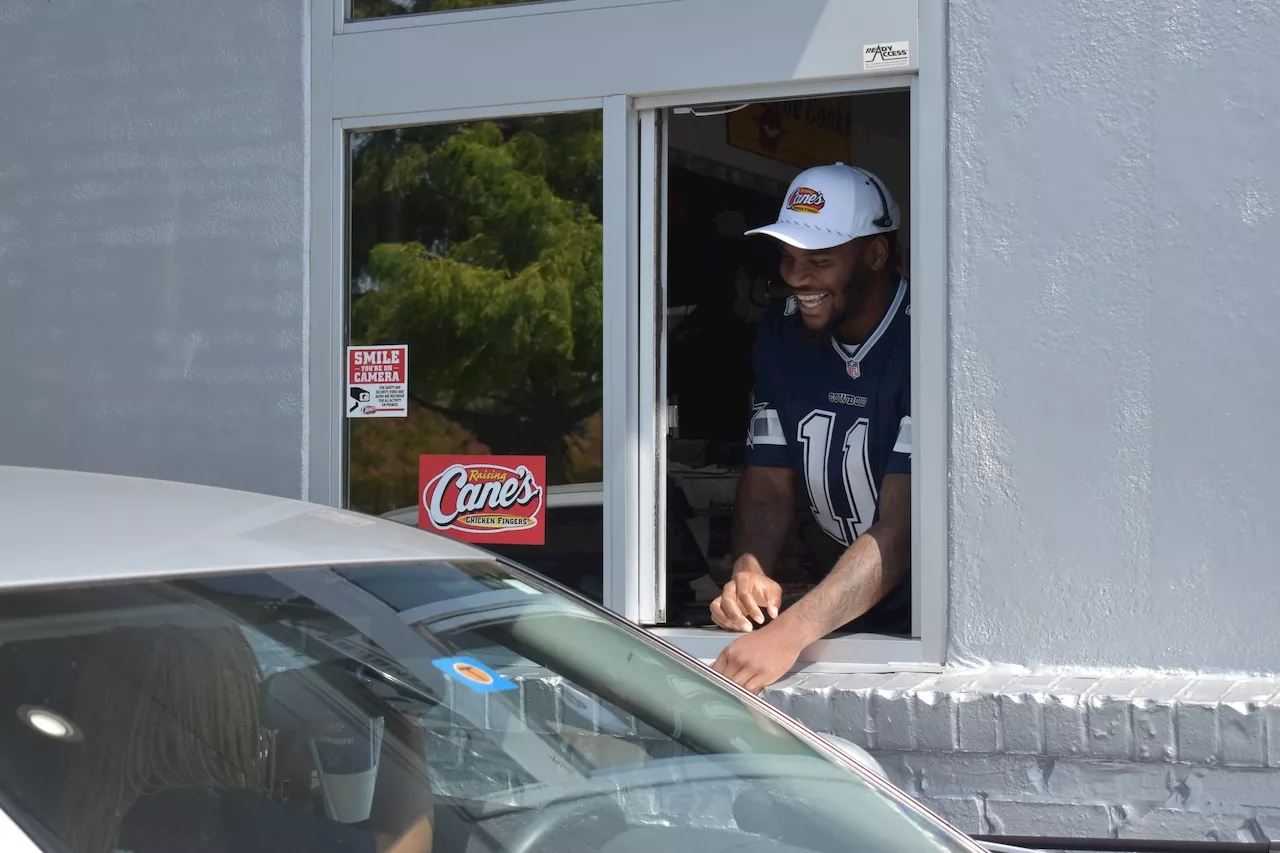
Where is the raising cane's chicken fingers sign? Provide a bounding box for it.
[419,455,547,546]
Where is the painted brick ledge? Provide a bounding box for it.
[762,669,1280,766]
[762,669,1280,841]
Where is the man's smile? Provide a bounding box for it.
[794,291,830,314]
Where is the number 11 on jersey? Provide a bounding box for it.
[798,410,879,547]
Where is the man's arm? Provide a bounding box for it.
[718,303,796,631]
[712,473,910,693]
[710,466,796,631]
[771,473,910,646]
[729,465,796,576]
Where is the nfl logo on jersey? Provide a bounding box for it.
[846,362,861,379]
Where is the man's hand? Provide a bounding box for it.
[710,570,782,632]
[711,465,794,630]
[711,623,807,694]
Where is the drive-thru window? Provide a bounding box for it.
[308,0,948,673]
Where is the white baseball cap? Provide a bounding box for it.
[744,162,900,251]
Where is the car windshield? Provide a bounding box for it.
[0,558,975,853]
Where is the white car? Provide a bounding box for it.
[0,465,985,853]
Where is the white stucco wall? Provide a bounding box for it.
[0,0,308,498]
[946,0,1280,674]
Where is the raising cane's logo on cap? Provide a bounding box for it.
[786,187,825,214]
[419,455,546,545]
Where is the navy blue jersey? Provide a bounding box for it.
[745,277,911,555]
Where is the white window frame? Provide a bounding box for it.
[307,0,947,673]
[636,70,945,674]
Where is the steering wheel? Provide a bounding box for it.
[503,793,628,853]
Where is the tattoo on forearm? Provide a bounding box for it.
[789,525,909,637]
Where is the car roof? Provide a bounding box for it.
[0,466,489,590]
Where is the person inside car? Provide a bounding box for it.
[54,623,434,853]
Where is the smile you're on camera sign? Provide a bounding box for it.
[345,345,408,418]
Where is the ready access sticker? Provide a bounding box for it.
[863,40,910,70]
[419,455,546,546]
[347,345,408,418]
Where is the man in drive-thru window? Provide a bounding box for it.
[709,163,911,694]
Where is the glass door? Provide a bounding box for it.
[344,108,609,606]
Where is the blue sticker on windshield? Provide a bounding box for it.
[432,656,518,694]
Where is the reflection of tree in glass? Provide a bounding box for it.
[348,114,603,511]
[348,407,489,515]
[351,0,546,21]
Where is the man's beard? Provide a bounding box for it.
[796,263,873,342]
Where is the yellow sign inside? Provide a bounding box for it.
[727,98,853,168]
